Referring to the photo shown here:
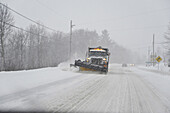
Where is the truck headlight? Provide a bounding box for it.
[87,58,90,62]
[87,58,90,60]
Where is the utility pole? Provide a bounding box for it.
[153,34,155,66]
[148,46,150,63]
[69,20,75,62]
[163,49,165,66]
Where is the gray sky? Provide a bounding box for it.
[1,0,170,54]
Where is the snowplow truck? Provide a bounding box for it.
[72,46,110,73]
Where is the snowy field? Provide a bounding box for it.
[0,63,170,113]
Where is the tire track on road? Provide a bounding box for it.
[135,73,170,113]
[131,72,170,113]
[47,75,107,112]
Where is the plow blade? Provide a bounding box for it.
[74,60,108,73]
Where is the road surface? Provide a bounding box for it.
[0,64,170,113]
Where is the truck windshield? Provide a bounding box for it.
[89,51,107,57]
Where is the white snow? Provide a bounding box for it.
[140,62,170,73]
[0,63,79,96]
[132,65,170,103]
[0,62,104,111]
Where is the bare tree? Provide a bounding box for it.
[26,24,47,69]
[7,30,27,70]
[0,3,14,71]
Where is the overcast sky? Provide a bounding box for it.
[1,0,170,54]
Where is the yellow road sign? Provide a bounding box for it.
[156,56,162,62]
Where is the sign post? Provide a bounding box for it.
[156,56,162,70]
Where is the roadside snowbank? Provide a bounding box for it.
[0,65,79,97]
[138,63,170,75]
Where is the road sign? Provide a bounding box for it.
[156,56,162,62]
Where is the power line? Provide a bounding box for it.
[0,19,48,38]
[0,2,58,32]
[35,0,70,21]
[111,24,167,31]
[78,7,170,26]
[128,41,165,50]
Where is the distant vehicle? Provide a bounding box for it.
[130,64,135,66]
[122,63,127,67]
[71,46,110,73]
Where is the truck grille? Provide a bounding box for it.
[91,58,102,65]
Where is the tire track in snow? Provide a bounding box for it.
[129,74,142,113]
[127,76,134,113]
[134,73,170,113]
[103,75,122,113]
[46,75,107,112]
[73,73,121,113]
[131,72,170,113]
[68,68,128,113]
[70,76,109,113]
[131,75,151,113]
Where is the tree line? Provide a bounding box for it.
[164,23,170,63]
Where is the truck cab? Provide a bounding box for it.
[73,46,110,73]
[86,47,110,70]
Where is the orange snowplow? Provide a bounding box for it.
[71,46,110,73]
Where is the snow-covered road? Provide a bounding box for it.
[0,64,170,113]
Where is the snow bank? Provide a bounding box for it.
[0,66,79,97]
[138,63,170,75]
